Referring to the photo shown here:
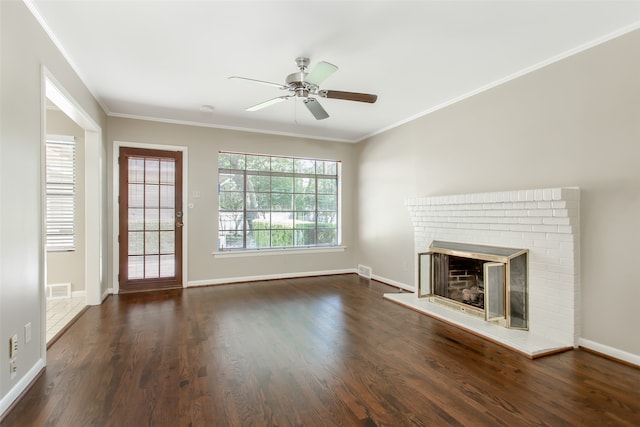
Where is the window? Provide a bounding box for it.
[218,152,340,250]
[46,136,76,251]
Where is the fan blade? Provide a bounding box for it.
[247,96,291,111]
[305,61,338,86]
[319,90,377,103]
[303,98,329,120]
[229,76,288,90]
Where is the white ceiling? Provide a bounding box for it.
[28,1,640,142]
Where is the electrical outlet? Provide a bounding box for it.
[25,323,32,343]
[9,334,18,358]
[9,359,17,379]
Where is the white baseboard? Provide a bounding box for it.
[71,290,86,298]
[579,338,640,367]
[187,268,357,287]
[0,358,45,419]
[371,273,414,292]
[101,288,113,302]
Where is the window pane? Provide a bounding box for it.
[295,212,315,222]
[246,192,270,210]
[219,152,245,169]
[271,228,293,247]
[318,228,337,245]
[272,157,293,173]
[271,194,292,210]
[220,192,244,211]
[318,212,337,225]
[246,174,270,192]
[219,230,244,249]
[295,177,315,193]
[294,158,315,174]
[318,178,337,194]
[246,155,269,171]
[46,137,75,251]
[250,215,270,230]
[318,195,337,211]
[219,212,244,231]
[219,173,244,191]
[295,229,316,246]
[271,176,293,193]
[295,194,315,211]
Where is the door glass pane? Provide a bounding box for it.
[145,159,159,184]
[125,153,178,282]
[485,263,505,321]
[128,256,144,279]
[145,255,160,278]
[509,254,528,329]
[419,252,433,298]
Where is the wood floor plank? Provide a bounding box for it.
[2,274,640,426]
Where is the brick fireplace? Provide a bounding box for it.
[384,187,580,357]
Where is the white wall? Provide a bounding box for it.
[107,118,357,287]
[356,28,640,358]
[0,0,107,415]
[46,110,86,294]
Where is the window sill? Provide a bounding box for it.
[212,246,346,259]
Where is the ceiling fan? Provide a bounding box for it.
[229,57,377,120]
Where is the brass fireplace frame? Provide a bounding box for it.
[418,241,529,330]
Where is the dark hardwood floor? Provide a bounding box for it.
[2,274,639,426]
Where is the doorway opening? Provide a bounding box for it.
[43,69,103,348]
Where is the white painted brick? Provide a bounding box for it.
[528,209,553,217]
[532,225,559,233]
[542,188,553,200]
[534,239,560,249]
[537,201,552,209]
[518,217,543,225]
[543,217,570,225]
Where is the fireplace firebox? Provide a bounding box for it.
[419,241,528,330]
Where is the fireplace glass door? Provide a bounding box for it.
[484,262,505,322]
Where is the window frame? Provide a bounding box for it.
[217,151,341,252]
[45,135,76,252]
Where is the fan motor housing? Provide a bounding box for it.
[285,71,306,85]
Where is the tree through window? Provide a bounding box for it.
[218,152,340,250]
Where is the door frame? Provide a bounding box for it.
[112,141,188,293]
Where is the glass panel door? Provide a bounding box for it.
[119,147,183,292]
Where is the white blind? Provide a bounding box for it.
[46,136,76,251]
